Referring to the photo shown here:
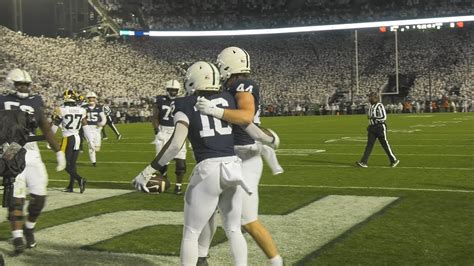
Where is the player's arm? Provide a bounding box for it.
[196,92,255,126]
[38,107,66,171]
[243,123,280,149]
[98,111,107,127]
[152,104,160,134]
[132,111,189,192]
[38,109,60,152]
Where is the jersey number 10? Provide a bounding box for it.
[199,98,232,138]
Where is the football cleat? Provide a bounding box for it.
[391,159,400,168]
[117,134,122,140]
[174,185,182,195]
[102,137,108,140]
[197,257,209,266]
[356,161,368,168]
[13,237,25,254]
[92,163,96,167]
[62,187,73,193]
[23,226,37,248]
[79,178,87,194]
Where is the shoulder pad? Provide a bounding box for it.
[229,79,257,94]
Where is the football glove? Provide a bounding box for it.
[132,165,156,193]
[55,151,66,172]
[195,97,224,119]
[266,128,280,149]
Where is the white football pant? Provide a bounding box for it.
[181,156,247,266]
[84,126,102,164]
[154,125,187,160]
[234,144,263,225]
[13,146,48,198]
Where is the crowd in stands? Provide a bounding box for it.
[99,0,473,31]
[0,20,472,121]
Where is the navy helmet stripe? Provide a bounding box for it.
[207,62,216,86]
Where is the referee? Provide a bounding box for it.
[101,103,122,140]
[356,93,399,168]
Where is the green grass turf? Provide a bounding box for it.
[5,112,473,264]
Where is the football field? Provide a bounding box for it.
[1,112,473,265]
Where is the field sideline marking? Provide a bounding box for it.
[44,161,474,171]
[85,150,474,157]
[48,179,474,193]
[96,143,474,147]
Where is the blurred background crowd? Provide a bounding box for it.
[0,0,472,123]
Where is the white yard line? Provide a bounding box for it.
[1,195,398,265]
[47,180,474,194]
[43,161,474,171]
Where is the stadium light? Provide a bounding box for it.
[120,15,474,37]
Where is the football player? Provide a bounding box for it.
[195,47,283,265]
[133,62,250,266]
[83,92,106,167]
[152,80,187,194]
[0,68,66,254]
[52,92,91,193]
[101,100,122,140]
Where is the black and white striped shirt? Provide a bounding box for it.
[368,103,387,125]
[103,105,112,116]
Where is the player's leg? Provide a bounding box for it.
[218,185,247,266]
[181,162,221,266]
[23,151,49,249]
[239,151,282,265]
[9,173,26,254]
[69,135,86,193]
[61,137,74,192]
[107,117,121,139]
[174,143,187,194]
[378,124,398,165]
[197,210,218,261]
[101,125,108,140]
[359,127,377,165]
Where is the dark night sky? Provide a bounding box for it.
[0,0,56,36]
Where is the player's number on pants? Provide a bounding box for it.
[199,98,232,137]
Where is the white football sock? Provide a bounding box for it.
[25,221,36,229]
[269,255,283,266]
[88,147,96,164]
[12,229,23,238]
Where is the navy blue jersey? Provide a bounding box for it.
[85,105,104,125]
[0,94,45,135]
[174,92,236,163]
[155,95,175,127]
[227,79,260,145]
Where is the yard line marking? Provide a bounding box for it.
[44,161,474,170]
[81,150,474,157]
[47,180,474,193]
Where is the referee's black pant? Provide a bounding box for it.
[102,116,120,139]
[61,135,85,190]
[360,123,397,164]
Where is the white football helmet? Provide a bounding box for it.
[184,61,220,95]
[86,92,98,98]
[216,47,251,82]
[6,68,32,98]
[165,79,181,99]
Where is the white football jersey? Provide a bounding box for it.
[58,106,86,137]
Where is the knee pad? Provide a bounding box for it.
[28,194,46,219]
[8,198,25,222]
[175,159,186,176]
